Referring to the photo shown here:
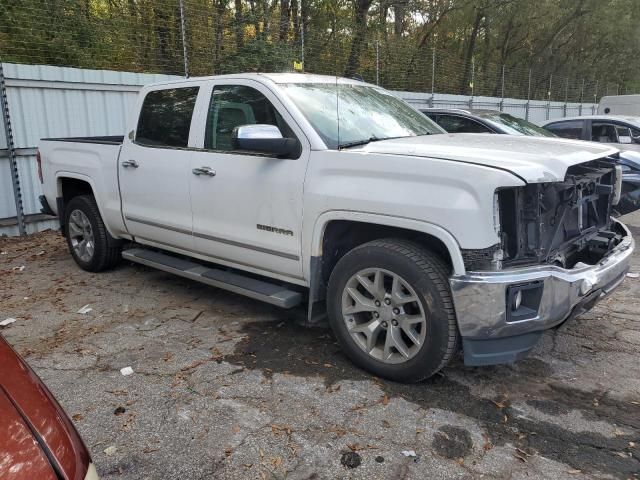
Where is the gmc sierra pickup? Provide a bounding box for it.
[38,73,634,382]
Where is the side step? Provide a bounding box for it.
[122,248,302,309]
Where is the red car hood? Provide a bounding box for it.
[0,388,57,479]
[0,335,90,480]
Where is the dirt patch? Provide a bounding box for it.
[432,425,473,459]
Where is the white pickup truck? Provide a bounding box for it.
[38,73,634,382]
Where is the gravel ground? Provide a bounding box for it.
[1,213,639,480]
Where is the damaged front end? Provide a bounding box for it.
[495,158,624,270]
[451,157,634,366]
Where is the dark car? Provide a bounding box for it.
[541,115,640,152]
[616,150,640,215]
[0,334,98,480]
[421,108,557,137]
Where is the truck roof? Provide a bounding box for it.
[146,72,373,88]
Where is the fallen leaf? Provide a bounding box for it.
[72,413,83,422]
[514,452,528,463]
[516,447,533,458]
[103,446,117,456]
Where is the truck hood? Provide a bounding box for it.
[353,134,619,183]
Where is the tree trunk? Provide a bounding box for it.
[213,0,226,72]
[344,0,373,78]
[292,0,300,42]
[279,0,291,41]
[393,1,405,37]
[459,8,483,94]
[235,0,244,49]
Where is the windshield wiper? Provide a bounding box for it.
[338,135,409,150]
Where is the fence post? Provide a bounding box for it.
[546,74,552,121]
[375,40,379,86]
[429,48,435,107]
[578,78,585,116]
[0,62,26,236]
[563,78,568,117]
[499,64,505,112]
[301,16,305,72]
[178,0,189,78]
[525,68,531,121]
[468,57,475,109]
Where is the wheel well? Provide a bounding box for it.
[319,220,453,286]
[59,177,93,205]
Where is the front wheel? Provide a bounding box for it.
[64,195,122,272]
[327,239,459,383]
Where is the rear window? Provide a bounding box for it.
[545,120,583,140]
[136,87,199,148]
[435,114,493,134]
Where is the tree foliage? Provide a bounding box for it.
[1,0,638,99]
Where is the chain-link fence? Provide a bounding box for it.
[0,0,632,103]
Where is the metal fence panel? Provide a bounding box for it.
[0,63,179,236]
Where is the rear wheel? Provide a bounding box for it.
[64,195,122,272]
[327,239,459,383]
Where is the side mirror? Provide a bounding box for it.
[619,135,632,144]
[232,124,300,158]
[633,135,640,144]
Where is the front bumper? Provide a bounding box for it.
[450,219,634,365]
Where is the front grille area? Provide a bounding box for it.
[498,158,622,269]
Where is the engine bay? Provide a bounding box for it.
[497,158,624,269]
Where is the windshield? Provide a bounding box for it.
[280,83,443,149]
[478,112,556,137]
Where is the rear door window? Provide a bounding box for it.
[436,115,492,134]
[136,87,199,148]
[545,120,584,140]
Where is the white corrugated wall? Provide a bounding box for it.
[395,91,597,124]
[0,63,179,236]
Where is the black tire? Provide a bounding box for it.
[64,195,122,272]
[327,239,459,383]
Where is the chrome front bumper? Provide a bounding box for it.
[450,219,634,342]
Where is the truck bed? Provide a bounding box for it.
[41,135,124,145]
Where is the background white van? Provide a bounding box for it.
[598,95,640,115]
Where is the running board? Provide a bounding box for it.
[122,248,302,309]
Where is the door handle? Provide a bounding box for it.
[122,159,139,168]
[192,166,216,177]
